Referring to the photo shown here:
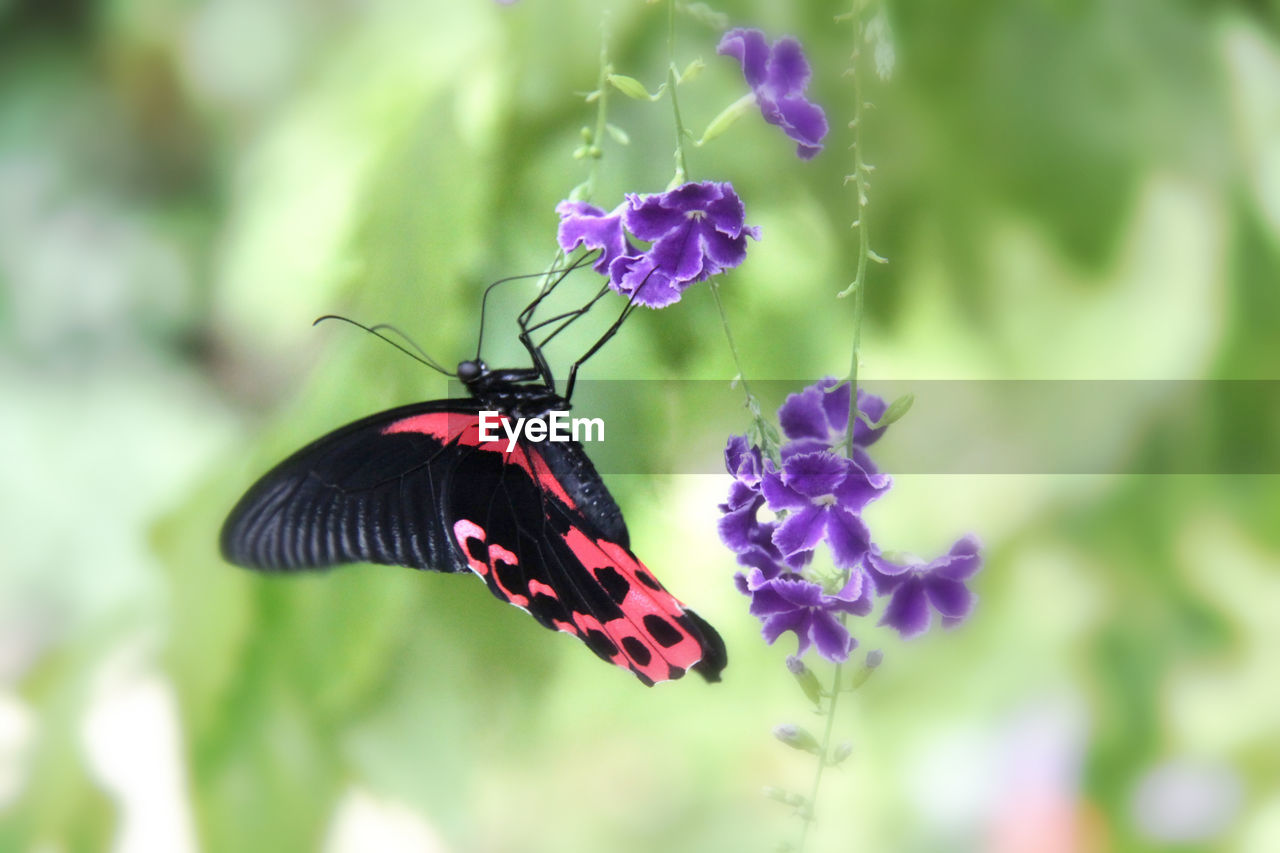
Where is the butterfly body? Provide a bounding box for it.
[222,360,726,686]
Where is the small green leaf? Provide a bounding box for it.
[608,74,661,101]
[875,393,914,429]
[605,123,630,145]
[678,58,705,84]
[697,93,756,146]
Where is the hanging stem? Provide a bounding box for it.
[797,659,846,853]
[667,0,690,184]
[840,1,876,455]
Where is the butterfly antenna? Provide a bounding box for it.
[313,315,455,376]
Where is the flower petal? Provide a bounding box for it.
[717,493,762,552]
[925,577,975,621]
[934,534,983,582]
[761,466,809,512]
[773,506,827,556]
[825,507,871,569]
[716,28,770,89]
[555,201,629,274]
[762,611,811,656]
[809,610,855,662]
[853,389,888,446]
[831,461,891,510]
[778,386,829,442]
[879,578,932,639]
[782,451,848,497]
[765,36,812,95]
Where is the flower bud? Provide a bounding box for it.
[829,741,853,765]
[786,656,823,707]
[773,724,822,755]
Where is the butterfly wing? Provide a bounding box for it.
[221,400,481,573]
[437,436,727,684]
[222,403,727,684]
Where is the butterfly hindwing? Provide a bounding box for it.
[441,437,727,684]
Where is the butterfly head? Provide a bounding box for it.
[457,359,485,385]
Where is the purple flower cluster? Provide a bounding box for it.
[556,182,760,309]
[719,379,982,662]
[717,29,829,160]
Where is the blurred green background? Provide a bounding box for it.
[3,0,1279,851]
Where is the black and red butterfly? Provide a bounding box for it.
[220,266,726,686]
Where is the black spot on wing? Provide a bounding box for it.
[630,667,655,687]
[529,593,571,628]
[593,565,630,605]
[633,569,663,591]
[582,628,618,662]
[464,536,486,563]
[621,636,652,667]
[643,614,684,648]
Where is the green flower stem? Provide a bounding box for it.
[840,1,877,455]
[667,0,690,184]
[584,27,613,203]
[798,657,846,853]
[710,281,775,453]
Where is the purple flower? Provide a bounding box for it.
[724,433,765,487]
[742,568,873,662]
[556,182,760,309]
[761,451,890,568]
[779,378,888,453]
[719,435,809,582]
[867,535,983,639]
[555,201,632,275]
[717,29,828,160]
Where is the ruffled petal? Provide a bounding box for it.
[925,577,975,621]
[879,578,932,639]
[773,506,827,556]
[934,534,983,581]
[825,507,871,569]
[555,201,630,273]
[778,386,829,441]
[716,28,770,89]
[853,389,888,446]
[761,466,809,512]
[782,451,848,497]
[809,610,855,662]
[766,36,812,95]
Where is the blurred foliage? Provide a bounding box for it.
[2,0,1280,851]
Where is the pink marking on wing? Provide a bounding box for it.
[452,519,489,575]
[485,542,528,607]
[384,411,486,445]
[383,412,577,508]
[527,579,557,599]
[552,619,577,635]
[510,443,575,508]
[560,526,704,679]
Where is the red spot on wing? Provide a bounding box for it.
[451,519,529,607]
[560,526,705,683]
[384,411,575,508]
[527,579,557,598]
